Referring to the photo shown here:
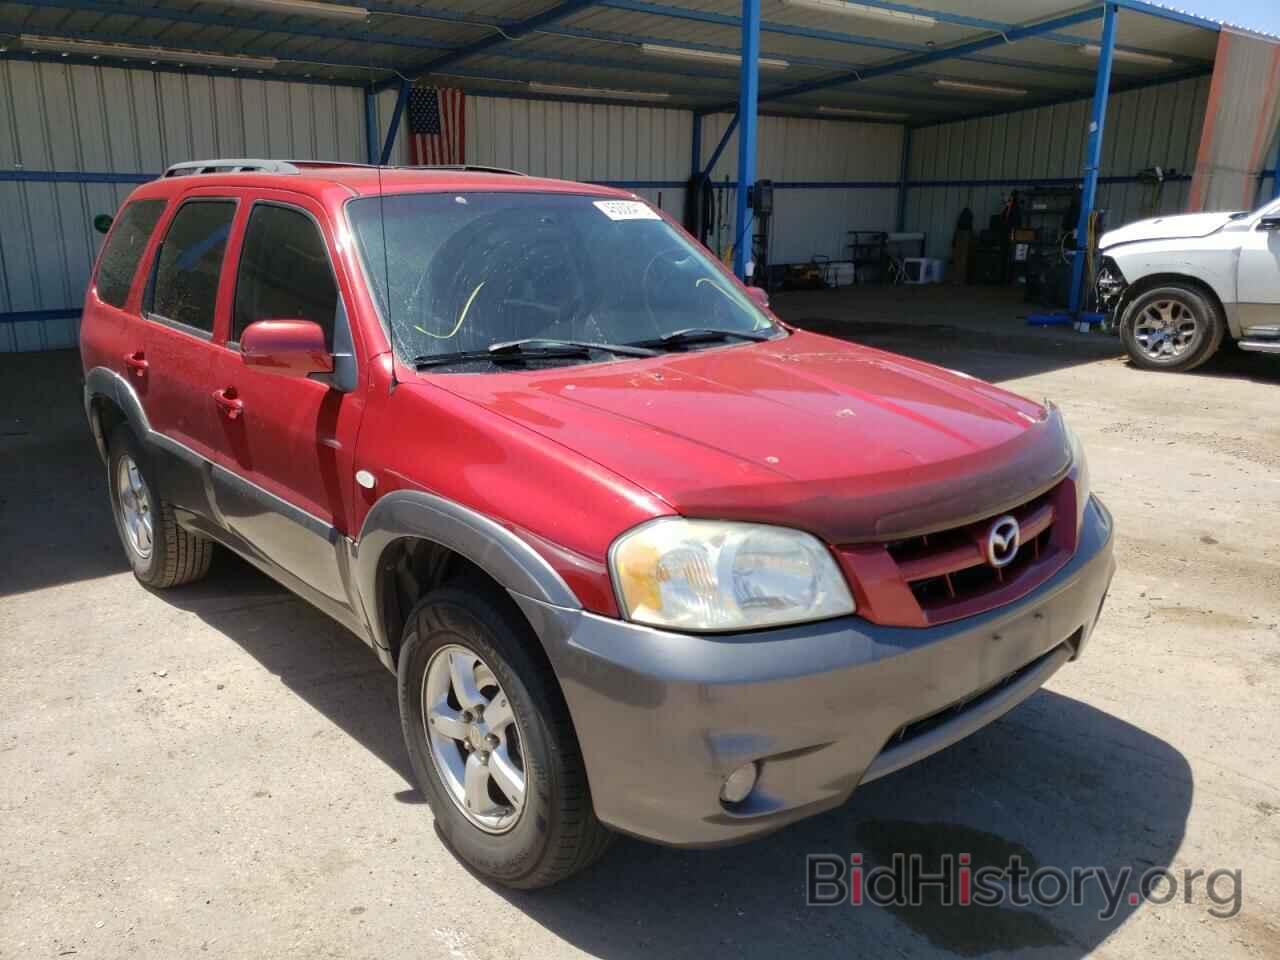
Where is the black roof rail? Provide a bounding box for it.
[162,159,376,178]
[399,164,528,176]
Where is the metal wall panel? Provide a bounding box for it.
[903,75,1210,260]
[0,60,366,352]
[464,95,693,217]
[1189,31,1280,211]
[698,113,905,265]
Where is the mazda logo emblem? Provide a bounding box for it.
[985,515,1021,568]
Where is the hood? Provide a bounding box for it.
[1099,211,1240,249]
[429,331,1072,543]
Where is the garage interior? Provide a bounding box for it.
[2,2,1280,958]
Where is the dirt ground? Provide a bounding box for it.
[2,284,1278,959]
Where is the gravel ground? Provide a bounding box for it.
[2,285,1278,959]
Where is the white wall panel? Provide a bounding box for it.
[697,113,905,264]
[904,76,1210,260]
[0,60,367,352]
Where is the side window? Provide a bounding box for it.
[233,204,338,347]
[149,200,236,334]
[95,199,166,309]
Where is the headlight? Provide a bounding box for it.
[610,518,855,631]
[1067,426,1091,531]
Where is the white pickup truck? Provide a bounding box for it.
[1097,196,1280,372]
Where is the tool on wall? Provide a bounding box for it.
[749,179,774,290]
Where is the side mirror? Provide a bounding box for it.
[240,319,334,377]
[745,285,770,309]
[1259,216,1280,232]
[93,214,114,235]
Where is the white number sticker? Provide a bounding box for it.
[593,200,661,222]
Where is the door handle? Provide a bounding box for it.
[123,351,148,377]
[212,387,244,421]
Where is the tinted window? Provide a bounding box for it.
[233,204,337,346]
[95,199,166,309]
[150,200,235,333]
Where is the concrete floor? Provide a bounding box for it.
[2,285,1278,959]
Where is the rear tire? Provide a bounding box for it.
[397,579,612,889]
[107,429,213,588]
[1120,283,1224,372]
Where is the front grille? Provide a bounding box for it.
[887,488,1056,616]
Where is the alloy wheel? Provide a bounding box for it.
[116,454,154,560]
[421,644,527,833]
[1133,297,1202,362]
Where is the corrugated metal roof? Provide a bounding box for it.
[0,0,1269,124]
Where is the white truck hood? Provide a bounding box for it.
[1099,211,1241,249]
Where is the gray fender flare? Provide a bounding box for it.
[84,365,151,462]
[353,490,581,650]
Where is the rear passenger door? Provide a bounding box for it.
[132,193,238,515]
[208,193,365,608]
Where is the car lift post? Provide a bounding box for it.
[1067,1,1118,317]
[733,0,761,281]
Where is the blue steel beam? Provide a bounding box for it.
[726,6,1108,110]
[364,90,379,165]
[379,0,603,92]
[908,63,1212,129]
[1068,2,1118,315]
[734,0,760,281]
[3,23,413,74]
[704,114,739,177]
[690,112,702,177]
[380,79,411,165]
[598,0,1205,70]
[17,0,456,53]
[896,125,912,231]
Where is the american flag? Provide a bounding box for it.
[407,86,465,165]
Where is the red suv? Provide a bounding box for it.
[81,159,1114,888]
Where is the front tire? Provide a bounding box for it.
[397,580,611,888]
[107,429,213,588]
[1120,283,1224,372]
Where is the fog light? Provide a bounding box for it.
[720,762,758,804]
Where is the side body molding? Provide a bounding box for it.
[353,490,582,651]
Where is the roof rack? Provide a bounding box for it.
[399,164,528,176]
[161,159,374,178]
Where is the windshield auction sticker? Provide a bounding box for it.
[593,200,661,221]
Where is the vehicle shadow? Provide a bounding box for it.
[1184,343,1280,384]
[161,550,1192,959]
[492,689,1193,959]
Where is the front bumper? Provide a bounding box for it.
[515,497,1115,847]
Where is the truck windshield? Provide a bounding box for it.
[346,192,778,366]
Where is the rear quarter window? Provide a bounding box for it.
[95,199,167,309]
[148,199,237,334]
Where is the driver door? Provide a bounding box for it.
[207,191,365,609]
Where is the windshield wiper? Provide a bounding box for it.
[413,338,658,369]
[630,327,776,350]
[488,338,660,357]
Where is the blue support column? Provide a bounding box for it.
[733,0,761,280]
[380,79,411,165]
[895,125,912,232]
[364,90,379,165]
[1068,2,1117,315]
[691,111,703,176]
